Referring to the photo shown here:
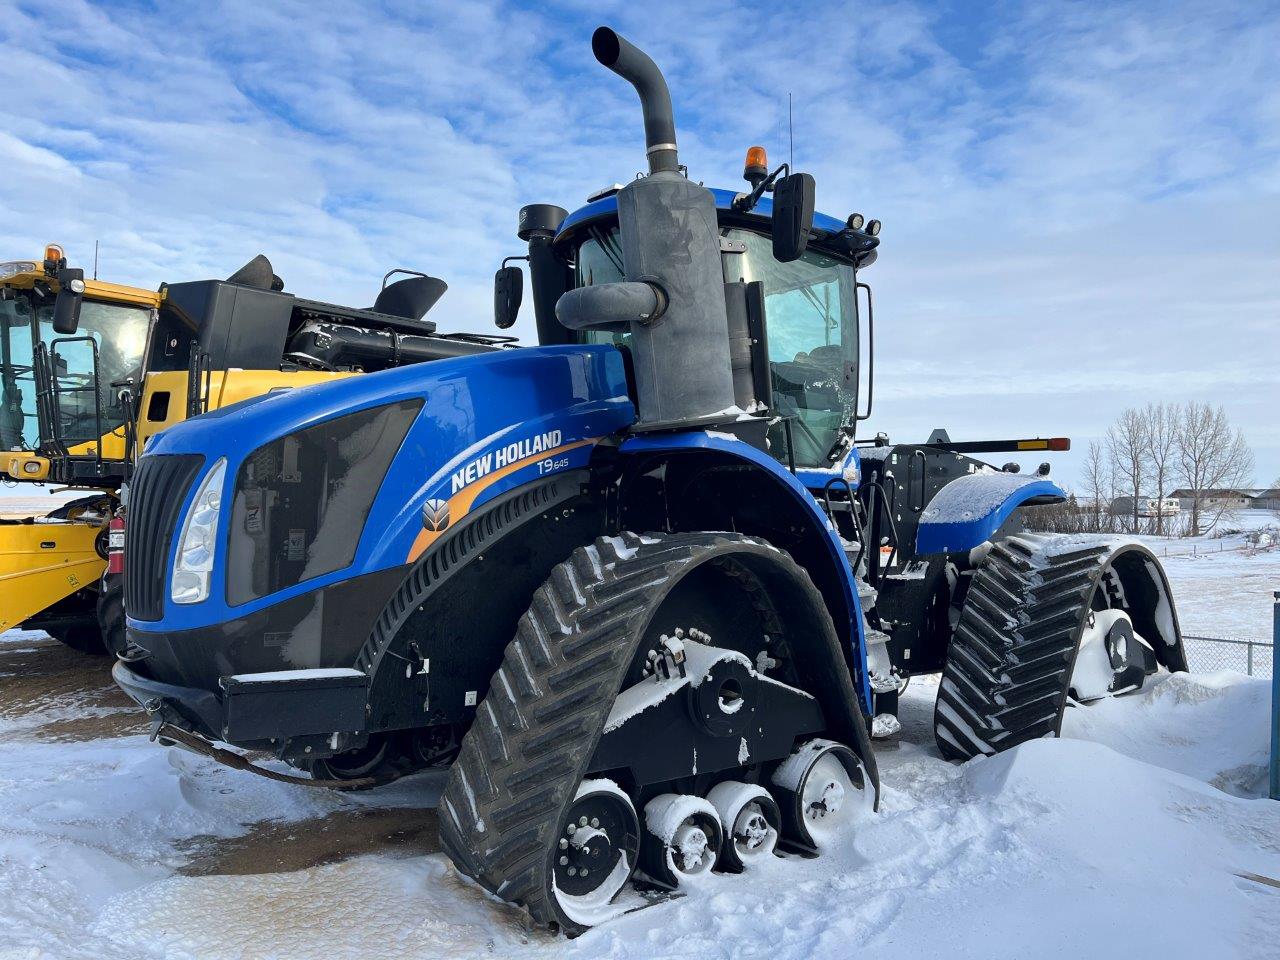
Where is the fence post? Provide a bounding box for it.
[1271,591,1279,801]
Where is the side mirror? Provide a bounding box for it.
[494,265,524,330]
[772,172,816,263]
[52,268,85,335]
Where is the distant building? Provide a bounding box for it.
[1167,488,1278,511]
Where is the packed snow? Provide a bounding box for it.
[0,536,1276,959]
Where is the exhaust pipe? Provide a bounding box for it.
[592,27,678,175]
[557,27,737,431]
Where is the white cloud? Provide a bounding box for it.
[0,0,1275,485]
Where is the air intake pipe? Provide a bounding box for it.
[591,27,678,175]
[556,28,737,431]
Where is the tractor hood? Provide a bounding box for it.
[132,345,635,632]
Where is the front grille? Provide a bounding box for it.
[125,453,204,621]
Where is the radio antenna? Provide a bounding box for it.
[93,240,99,280]
[788,93,794,168]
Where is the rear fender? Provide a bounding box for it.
[915,472,1065,556]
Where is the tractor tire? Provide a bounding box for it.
[48,621,108,655]
[97,572,125,658]
[438,531,873,933]
[934,533,1184,762]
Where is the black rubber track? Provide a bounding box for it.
[438,530,871,932]
[934,533,1169,761]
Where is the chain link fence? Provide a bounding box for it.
[1182,635,1273,679]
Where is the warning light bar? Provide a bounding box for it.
[921,437,1071,453]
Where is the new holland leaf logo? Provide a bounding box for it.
[422,498,450,532]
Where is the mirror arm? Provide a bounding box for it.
[732,163,790,212]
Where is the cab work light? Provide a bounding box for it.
[0,261,37,279]
[171,458,226,605]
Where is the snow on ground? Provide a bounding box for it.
[1134,509,1279,641]
[2,624,1278,959]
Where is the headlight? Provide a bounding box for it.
[171,458,226,604]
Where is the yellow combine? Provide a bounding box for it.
[2,245,488,653]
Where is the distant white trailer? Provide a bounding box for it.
[1138,498,1181,518]
[1109,496,1181,518]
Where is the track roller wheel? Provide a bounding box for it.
[552,779,641,928]
[772,739,871,854]
[640,794,722,888]
[707,781,780,871]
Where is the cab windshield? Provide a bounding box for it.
[0,292,149,451]
[572,226,857,467]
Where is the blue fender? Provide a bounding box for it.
[619,431,873,712]
[915,472,1065,555]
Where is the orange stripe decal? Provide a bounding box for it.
[406,439,598,562]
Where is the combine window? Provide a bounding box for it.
[1,295,149,450]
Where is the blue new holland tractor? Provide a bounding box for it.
[112,28,1187,932]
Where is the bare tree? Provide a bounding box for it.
[1107,407,1148,534]
[1081,439,1113,533]
[1175,402,1256,536]
[1142,401,1179,535]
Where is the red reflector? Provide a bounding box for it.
[1047,438,1070,451]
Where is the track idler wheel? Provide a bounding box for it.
[707,781,781,871]
[552,780,641,929]
[771,739,871,854]
[640,794,723,889]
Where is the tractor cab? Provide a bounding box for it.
[497,163,882,481]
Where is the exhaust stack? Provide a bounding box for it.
[591,27,678,175]
[556,28,737,431]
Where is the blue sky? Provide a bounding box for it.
[2,0,1277,487]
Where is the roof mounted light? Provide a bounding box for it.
[743,145,768,188]
[44,243,64,264]
[847,213,865,231]
[866,219,882,237]
[586,183,625,203]
[0,261,37,280]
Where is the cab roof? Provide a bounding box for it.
[557,186,850,243]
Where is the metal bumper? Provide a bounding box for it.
[112,658,225,739]
[113,656,371,753]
